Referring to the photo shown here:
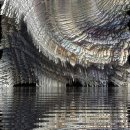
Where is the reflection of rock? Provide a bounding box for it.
[47,87,129,129]
[0,80,130,129]
[38,87,130,129]
[0,78,66,130]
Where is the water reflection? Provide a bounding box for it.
[0,81,130,130]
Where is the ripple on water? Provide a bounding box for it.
[0,83,130,130]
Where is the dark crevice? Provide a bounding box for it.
[127,21,130,30]
[108,81,116,94]
[0,50,3,59]
[127,10,130,15]
[14,83,36,87]
[108,81,117,93]
[66,79,82,87]
[108,81,115,88]
[128,107,130,123]
[127,10,130,30]
[128,55,130,64]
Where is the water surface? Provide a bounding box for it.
[0,82,130,130]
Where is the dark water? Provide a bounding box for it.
[0,82,130,130]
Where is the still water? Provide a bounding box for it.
[0,81,130,130]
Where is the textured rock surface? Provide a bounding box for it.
[1,0,130,66]
[0,0,130,87]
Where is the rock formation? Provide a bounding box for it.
[0,0,130,87]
